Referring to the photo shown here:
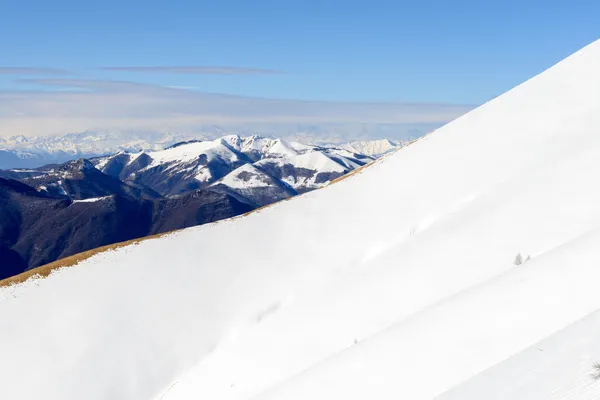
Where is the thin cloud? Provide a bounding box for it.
[0,79,474,140]
[15,78,166,93]
[99,66,280,75]
[0,67,72,76]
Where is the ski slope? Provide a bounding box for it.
[2,39,600,400]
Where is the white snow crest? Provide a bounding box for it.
[72,196,112,204]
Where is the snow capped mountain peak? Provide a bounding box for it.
[264,138,299,158]
[239,135,272,153]
[219,134,244,150]
[145,138,240,166]
[83,134,374,200]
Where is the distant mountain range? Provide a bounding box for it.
[0,135,401,279]
[0,131,405,169]
[0,131,201,169]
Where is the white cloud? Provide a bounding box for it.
[0,79,473,141]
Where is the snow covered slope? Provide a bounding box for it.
[211,164,296,206]
[339,138,403,157]
[254,151,352,192]
[2,39,600,400]
[435,307,600,400]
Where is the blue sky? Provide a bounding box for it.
[0,0,598,139]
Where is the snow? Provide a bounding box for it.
[126,151,144,165]
[240,135,271,152]
[72,196,111,204]
[250,228,600,400]
[146,139,239,166]
[263,151,348,173]
[288,141,316,152]
[220,134,243,151]
[94,157,111,170]
[2,39,600,400]
[434,309,600,400]
[323,149,368,169]
[264,139,299,158]
[253,151,349,190]
[217,164,274,189]
[290,152,347,172]
[339,138,402,157]
[194,167,212,182]
[237,136,307,158]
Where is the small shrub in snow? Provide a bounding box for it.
[513,253,531,266]
[514,253,523,266]
[592,362,600,380]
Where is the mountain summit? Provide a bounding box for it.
[2,40,600,400]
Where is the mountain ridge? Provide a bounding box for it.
[0,131,406,169]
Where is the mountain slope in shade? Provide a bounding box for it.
[148,189,253,235]
[20,159,161,200]
[0,149,51,170]
[0,178,64,279]
[0,176,253,278]
[3,40,600,400]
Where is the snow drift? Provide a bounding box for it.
[2,39,600,400]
